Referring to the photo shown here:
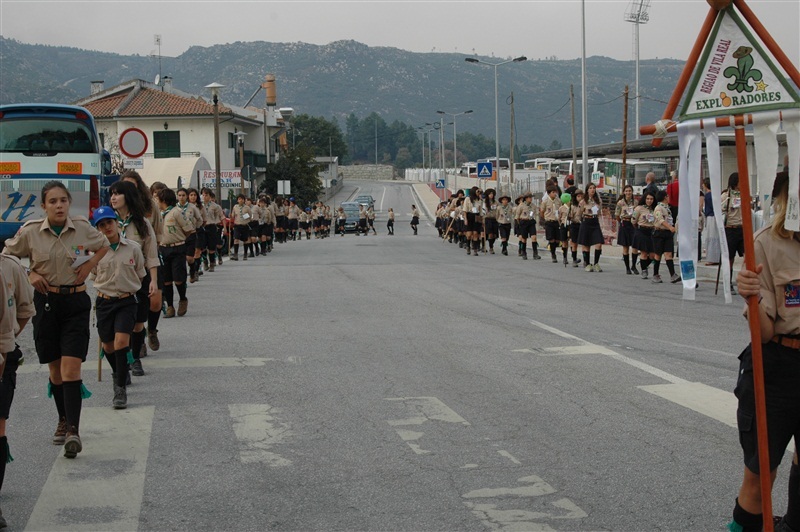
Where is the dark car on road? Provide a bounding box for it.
[340,201,362,233]
[355,195,374,209]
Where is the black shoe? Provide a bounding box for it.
[126,370,132,386]
[112,380,127,410]
[131,359,144,376]
[626,268,632,275]
[631,265,640,275]
[502,249,508,256]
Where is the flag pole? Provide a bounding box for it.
[733,118,773,529]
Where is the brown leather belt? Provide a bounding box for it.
[47,285,86,295]
[97,292,134,300]
[160,241,186,248]
[771,335,800,350]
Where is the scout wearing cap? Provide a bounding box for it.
[157,187,195,317]
[558,193,572,265]
[230,194,251,261]
[90,206,146,409]
[541,185,562,263]
[496,196,514,255]
[2,180,109,459]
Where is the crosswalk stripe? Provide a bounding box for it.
[25,406,154,531]
[638,382,737,427]
[17,357,277,375]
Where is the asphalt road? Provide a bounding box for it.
[4,180,783,531]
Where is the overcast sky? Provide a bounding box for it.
[1,0,798,64]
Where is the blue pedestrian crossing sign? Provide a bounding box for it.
[477,162,493,178]
[435,178,445,189]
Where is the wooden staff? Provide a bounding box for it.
[442,214,456,243]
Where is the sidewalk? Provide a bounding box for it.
[410,181,736,281]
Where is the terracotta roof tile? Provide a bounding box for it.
[83,90,132,118]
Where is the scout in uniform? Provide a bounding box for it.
[299,208,309,240]
[367,206,377,235]
[650,189,680,284]
[483,189,498,254]
[286,198,300,242]
[0,252,34,526]
[187,189,208,273]
[230,194,251,260]
[177,188,204,282]
[273,196,287,244]
[722,172,745,294]
[3,181,109,458]
[109,181,159,378]
[540,185,562,263]
[357,205,368,236]
[516,194,537,260]
[202,189,224,270]
[632,191,656,279]
[577,183,604,271]
[567,190,584,266]
[615,184,639,275]
[246,198,261,255]
[496,196,513,256]
[259,197,274,252]
[558,193,572,265]
[462,187,484,256]
[728,171,800,532]
[157,188,195,317]
[121,171,163,353]
[90,206,146,409]
[317,202,327,238]
[387,208,395,235]
[410,205,420,235]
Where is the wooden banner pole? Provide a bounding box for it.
[734,119,774,530]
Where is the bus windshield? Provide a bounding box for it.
[1,117,97,154]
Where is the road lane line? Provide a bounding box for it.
[228,404,293,466]
[498,450,521,464]
[385,397,471,426]
[17,357,277,374]
[25,406,154,532]
[528,320,688,385]
[639,382,737,427]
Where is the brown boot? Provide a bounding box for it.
[178,299,188,317]
[63,428,82,459]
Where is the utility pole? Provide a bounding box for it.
[509,92,515,192]
[570,84,577,179]
[622,86,629,192]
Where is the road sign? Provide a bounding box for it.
[277,180,291,195]
[118,128,148,158]
[123,158,144,169]
[477,162,493,178]
[435,178,445,189]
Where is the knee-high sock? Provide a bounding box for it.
[50,380,66,421]
[163,285,174,308]
[666,259,676,276]
[631,252,639,269]
[176,283,187,301]
[623,254,630,270]
[785,462,800,530]
[583,251,590,265]
[104,348,117,373]
[594,248,601,265]
[732,498,763,532]
[148,310,161,333]
[0,435,7,492]
[131,330,145,361]
[62,380,83,432]
[653,259,661,276]
[114,350,129,387]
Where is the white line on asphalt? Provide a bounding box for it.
[17,357,278,375]
[638,382,737,427]
[228,404,293,466]
[379,186,386,211]
[25,406,154,532]
[626,333,736,357]
[385,397,471,426]
[497,450,521,464]
[528,320,688,385]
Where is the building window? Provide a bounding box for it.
[99,132,105,148]
[228,132,236,149]
[154,131,180,158]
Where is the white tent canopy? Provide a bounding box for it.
[136,156,211,190]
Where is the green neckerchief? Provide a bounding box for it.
[51,225,64,236]
[117,214,132,238]
[161,206,174,218]
[110,242,120,251]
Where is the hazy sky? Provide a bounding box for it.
[1,0,798,64]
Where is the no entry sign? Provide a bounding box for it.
[119,128,148,158]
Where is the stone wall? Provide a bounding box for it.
[339,164,395,181]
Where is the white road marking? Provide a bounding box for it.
[228,404,293,466]
[638,382,737,427]
[626,333,736,357]
[463,475,557,499]
[25,406,154,532]
[528,320,688,385]
[379,186,386,211]
[395,429,430,455]
[497,450,521,464]
[385,397,471,426]
[17,357,277,374]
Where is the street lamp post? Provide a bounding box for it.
[234,131,248,197]
[465,56,526,191]
[437,109,472,192]
[205,82,225,203]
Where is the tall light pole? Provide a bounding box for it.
[437,109,472,191]
[234,131,247,197]
[624,0,651,140]
[205,82,225,204]
[465,56,526,187]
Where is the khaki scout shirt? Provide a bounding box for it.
[517,201,536,221]
[205,201,224,225]
[654,203,673,230]
[249,205,262,224]
[232,204,251,226]
[261,207,275,225]
[412,208,421,218]
[484,200,498,219]
[497,203,513,224]
[3,216,108,287]
[148,198,164,244]
[615,198,636,221]
[568,204,583,224]
[558,204,570,225]
[747,228,800,336]
[287,205,300,220]
[0,254,35,354]
[160,207,194,246]
[178,202,204,231]
[92,238,146,298]
[722,190,743,227]
[118,216,159,270]
[462,197,484,217]
[633,205,655,227]
[541,195,561,222]
[580,198,601,219]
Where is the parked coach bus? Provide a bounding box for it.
[0,104,111,243]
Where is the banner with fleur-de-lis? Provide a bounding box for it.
[679,6,800,121]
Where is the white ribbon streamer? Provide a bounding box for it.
[783,109,800,232]
[752,111,781,228]
[677,121,701,300]
[705,122,733,303]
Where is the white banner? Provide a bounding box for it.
[784,109,800,232]
[753,111,781,227]
[705,122,733,304]
[677,120,701,299]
